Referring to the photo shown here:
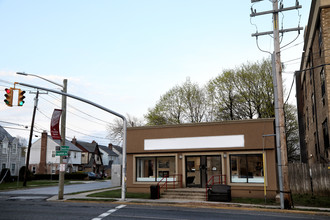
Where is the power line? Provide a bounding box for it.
[284,75,295,105]
[45,94,108,126]
[0,120,29,128]
[280,41,303,51]
[36,107,108,141]
[66,127,108,140]
[0,126,41,133]
[296,63,330,73]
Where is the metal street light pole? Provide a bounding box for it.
[59,79,67,199]
[15,81,127,200]
[16,72,67,200]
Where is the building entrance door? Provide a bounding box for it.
[186,155,222,188]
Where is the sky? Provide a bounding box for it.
[0,0,311,146]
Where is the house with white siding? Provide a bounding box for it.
[0,126,26,177]
[29,131,82,174]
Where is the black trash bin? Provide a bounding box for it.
[207,184,231,202]
[150,185,160,199]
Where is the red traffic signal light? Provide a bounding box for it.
[4,88,13,107]
[17,89,26,106]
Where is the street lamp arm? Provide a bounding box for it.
[15,81,127,200]
[16,72,63,88]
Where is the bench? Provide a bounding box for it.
[207,184,231,202]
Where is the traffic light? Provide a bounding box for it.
[4,88,13,107]
[17,89,26,106]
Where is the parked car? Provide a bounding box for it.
[95,173,102,179]
[86,172,97,180]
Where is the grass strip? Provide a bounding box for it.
[87,189,150,199]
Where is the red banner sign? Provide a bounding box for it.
[51,109,62,140]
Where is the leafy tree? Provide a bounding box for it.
[207,70,243,121]
[284,104,300,162]
[144,59,299,160]
[206,59,274,120]
[145,78,206,125]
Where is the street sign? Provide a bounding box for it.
[56,151,68,156]
[61,146,69,150]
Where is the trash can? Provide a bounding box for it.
[207,185,231,202]
[150,185,160,199]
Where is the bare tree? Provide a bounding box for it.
[107,114,144,145]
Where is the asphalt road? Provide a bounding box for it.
[0,181,329,220]
[0,197,328,220]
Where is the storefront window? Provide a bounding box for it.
[136,156,175,182]
[230,154,264,183]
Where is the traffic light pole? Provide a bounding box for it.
[23,90,39,187]
[15,82,128,201]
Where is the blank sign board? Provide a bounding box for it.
[144,135,244,150]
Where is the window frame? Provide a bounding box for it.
[134,155,177,183]
[229,153,265,184]
[11,163,16,174]
[2,142,8,154]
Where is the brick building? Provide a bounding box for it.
[296,0,330,164]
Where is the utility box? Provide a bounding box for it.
[207,184,231,202]
[150,185,160,199]
[111,165,122,187]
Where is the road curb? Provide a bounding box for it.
[48,189,330,217]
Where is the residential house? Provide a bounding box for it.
[296,0,330,165]
[29,131,82,174]
[72,138,103,174]
[0,126,26,176]
[99,144,120,177]
[111,144,123,165]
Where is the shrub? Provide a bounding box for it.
[65,172,88,180]
[34,174,59,180]
[19,166,33,181]
[32,172,87,181]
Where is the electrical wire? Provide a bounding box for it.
[284,75,295,105]
[66,127,108,140]
[280,32,300,49]
[0,126,40,133]
[256,37,272,55]
[281,41,303,52]
[296,63,330,73]
[0,120,29,128]
[36,107,108,141]
[44,94,108,126]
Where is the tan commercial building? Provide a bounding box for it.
[126,119,278,199]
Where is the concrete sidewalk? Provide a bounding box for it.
[47,187,330,214]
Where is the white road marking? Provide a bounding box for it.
[92,204,127,220]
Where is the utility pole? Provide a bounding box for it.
[23,90,39,187]
[250,0,303,209]
[58,79,67,200]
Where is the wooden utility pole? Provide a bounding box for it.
[251,0,303,209]
[23,90,39,187]
[272,1,291,209]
